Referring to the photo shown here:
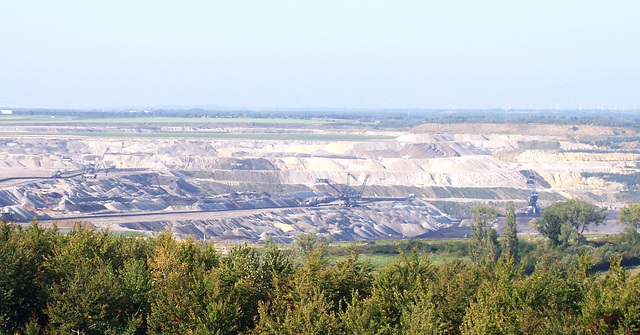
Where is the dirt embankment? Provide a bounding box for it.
[2,123,639,241]
[116,199,459,243]
[3,131,637,198]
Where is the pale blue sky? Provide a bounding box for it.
[0,1,638,110]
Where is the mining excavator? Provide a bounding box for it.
[520,173,542,216]
[317,174,370,207]
[83,148,113,179]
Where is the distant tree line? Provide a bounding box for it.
[11,109,640,129]
[1,200,640,334]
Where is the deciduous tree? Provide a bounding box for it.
[470,205,501,264]
[618,203,640,243]
[502,203,519,262]
[538,199,606,246]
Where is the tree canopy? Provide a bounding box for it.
[470,205,501,264]
[502,203,519,262]
[1,207,639,334]
[618,203,640,243]
[536,199,606,246]
[619,203,640,231]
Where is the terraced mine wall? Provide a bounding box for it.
[1,122,638,241]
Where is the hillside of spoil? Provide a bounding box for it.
[2,120,639,240]
[0,135,532,190]
[117,199,458,242]
[1,131,637,203]
[1,169,460,241]
[411,123,638,137]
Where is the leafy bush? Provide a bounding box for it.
[1,220,640,333]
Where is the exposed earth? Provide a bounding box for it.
[1,116,636,241]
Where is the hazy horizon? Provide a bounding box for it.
[1,1,638,110]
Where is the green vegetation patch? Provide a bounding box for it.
[429,201,476,217]
[0,115,332,125]
[427,186,536,200]
[517,140,561,150]
[212,158,277,171]
[576,135,640,150]
[2,220,640,334]
[583,172,640,190]
[0,131,392,141]
[190,179,310,194]
[326,239,472,269]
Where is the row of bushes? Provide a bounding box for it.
[1,220,640,334]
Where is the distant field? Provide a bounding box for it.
[0,115,348,125]
[342,252,471,269]
[0,131,393,141]
[324,238,472,269]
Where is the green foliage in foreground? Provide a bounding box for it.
[620,203,640,232]
[2,221,640,334]
[470,205,502,264]
[533,198,606,247]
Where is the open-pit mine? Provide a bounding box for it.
[1,113,635,241]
